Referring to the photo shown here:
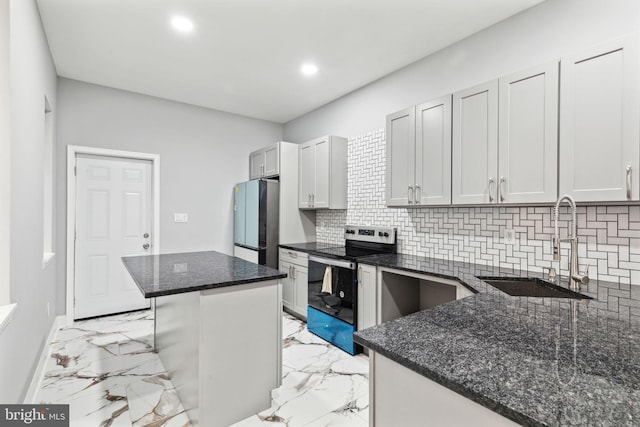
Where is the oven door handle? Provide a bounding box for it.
[308,255,356,270]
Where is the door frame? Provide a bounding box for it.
[66,145,160,325]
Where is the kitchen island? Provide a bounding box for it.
[122,251,286,427]
[354,254,640,427]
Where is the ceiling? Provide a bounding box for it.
[36,0,544,123]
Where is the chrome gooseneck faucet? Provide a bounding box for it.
[553,195,589,290]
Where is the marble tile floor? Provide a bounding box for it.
[35,309,369,427]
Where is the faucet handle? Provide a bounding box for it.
[573,264,590,286]
[582,264,590,282]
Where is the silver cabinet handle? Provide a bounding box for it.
[288,251,297,258]
[262,164,265,176]
[627,165,632,200]
[291,266,296,280]
[499,176,505,202]
[308,194,311,207]
[312,193,315,206]
[143,243,150,250]
[415,185,421,205]
[488,177,495,203]
[358,266,362,281]
[408,186,414,204]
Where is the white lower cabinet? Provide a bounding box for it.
[279,248,308,319]
[292,265,308,316]
[357,263,377,330]
[371,353,519,427]
[279,260,294,308]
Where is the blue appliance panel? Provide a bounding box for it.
[233,182,246,245]
[307,306,357,355]
[245,179,260,248]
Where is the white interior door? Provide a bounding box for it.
[74,154,152,319]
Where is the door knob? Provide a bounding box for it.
[143,243,150,250]
[143,233,149,238]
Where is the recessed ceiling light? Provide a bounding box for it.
[300,63,318,76]
[171,16,194,33]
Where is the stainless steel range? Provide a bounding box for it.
[307,225,397,354]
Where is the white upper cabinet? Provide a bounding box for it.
[416,96,452,205]
[386,96,452,207]
[249,142,280,179]
[452,80,499,205]
[453,64,559,205]
[559,35,640,202]
[313,138,330,208]
[298,142,315,208]
[498,62,559,204]
[298,135,347,209]
[386,107,416,206]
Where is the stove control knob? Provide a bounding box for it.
[378,232,383,237]
[383,232,389,237]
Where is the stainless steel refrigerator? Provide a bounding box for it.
[233,179,280,268]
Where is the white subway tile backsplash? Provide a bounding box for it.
[316,128,640,284]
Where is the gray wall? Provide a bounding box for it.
[0,0,9,305]
[55,78,284,313]
[0,0,58,403]
[283,0,640,142]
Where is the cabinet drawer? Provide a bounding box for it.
[279,248,308,267]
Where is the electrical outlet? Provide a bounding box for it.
[504,228,516,245]
[173,263,188,273]
[174,213,188,223]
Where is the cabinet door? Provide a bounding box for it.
[263,143,280,178]
[279,260,294,309]
[499,62,558,204]
[560,35,640,201]
[415,96,452,206]
[298,142,315,208]
[293,265,308,317]
[386,107,416,206]
[357,264,377,330]
[452,80,499,205]
[313,137,330,208]
[249,150,264,180]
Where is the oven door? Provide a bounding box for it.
[308,255,357,325]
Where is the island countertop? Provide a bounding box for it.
[354,253,640,427]
[122,250,287,298]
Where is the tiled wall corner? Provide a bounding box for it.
[316,129,640,285]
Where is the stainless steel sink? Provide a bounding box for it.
[478,277,592,300]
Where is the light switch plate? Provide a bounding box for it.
[504,228,515,245]
[173,263,188,273]
[174,213,188,223]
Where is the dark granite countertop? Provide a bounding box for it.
[122,251,286,298]
[353,253,640,427]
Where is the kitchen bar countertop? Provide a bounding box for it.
[354,253,640,427]
[122,251,286,298]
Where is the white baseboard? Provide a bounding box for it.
[23,315,65,403]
